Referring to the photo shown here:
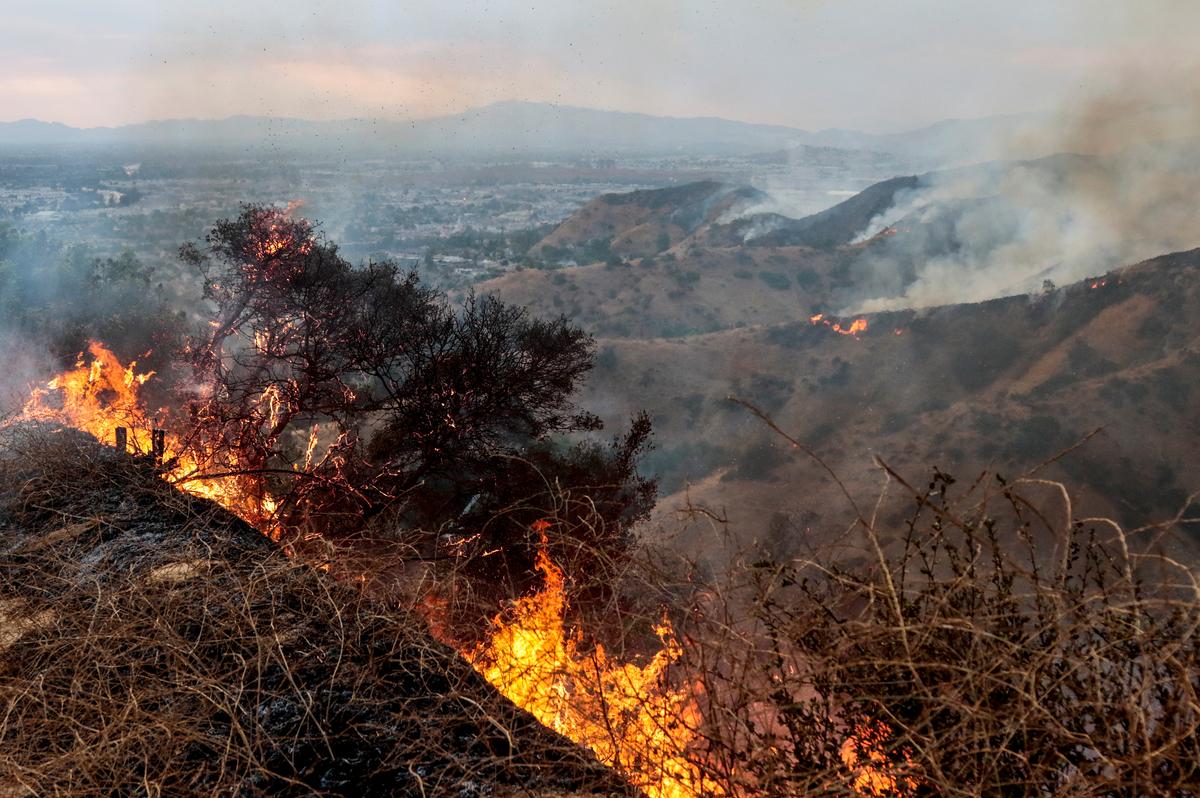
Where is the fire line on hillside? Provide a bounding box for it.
[10,342,915,798]
[810,313,869,338]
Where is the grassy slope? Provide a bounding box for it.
[579,251,1200,564]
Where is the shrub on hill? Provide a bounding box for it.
[176,206,656,593]
[757,271,791,290]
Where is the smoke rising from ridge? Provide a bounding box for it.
[841,70,1200,313]
[843,145,1200,312]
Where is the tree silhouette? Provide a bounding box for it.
[177,204,654,588]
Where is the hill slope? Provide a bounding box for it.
[581,250,1200,563]
[479,176,920,338]
[529,181,769,260]
[482,146,1200,339]
[0,429,632,797]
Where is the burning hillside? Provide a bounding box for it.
[3,204,1198,797]
[10,339,718,797]
[0,427,632,797]
[0,205,922,797]
[568,248,1200,562]
[19,341,279,530]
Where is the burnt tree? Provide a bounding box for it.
[177,205,654,588]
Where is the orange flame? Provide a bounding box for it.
[840,721,919,796]
[459,523,719,798]
[458,529,915,797]
[250,203,313,262]
[834,318,868,336]
[810,313,869,338]
[17,342,277,530]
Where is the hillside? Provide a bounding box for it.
[479,245,845,338]
[529,181,768,260]
[480,176,921,338]
[695,175,921,249]
[0,428,633,797]
[482,146,1200,340]
[579,250,1200,564]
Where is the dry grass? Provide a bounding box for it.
[2,423,1198,797]
[407,430,1200,796]
[0,426,630,797]
[649,460,1200,796]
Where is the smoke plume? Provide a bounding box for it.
[840,2,1200,314]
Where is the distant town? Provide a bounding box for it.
[0,144,907,289]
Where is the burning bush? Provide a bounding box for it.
[175,204,654,595]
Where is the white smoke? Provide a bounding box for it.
[0,334,54,420]
[840,0,1200,314]
[843,131,1200,313]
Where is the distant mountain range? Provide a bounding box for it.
[0,101,1053,163]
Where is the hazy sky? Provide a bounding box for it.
[2,0,1196,131]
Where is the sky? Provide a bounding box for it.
[1,0,1197,132]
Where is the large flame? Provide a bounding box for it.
[461,523,719,798]
[17,341,277,529]
[458,527,917,797]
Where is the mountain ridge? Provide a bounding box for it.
[0,101,1049,161]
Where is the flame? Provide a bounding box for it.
[840,721,918,796]
[810,314,869,338]
[459,522,719,798]
[457,529,914,798]
[17,342,278,531]
[835,319,868,336]
[250,203,313,262]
